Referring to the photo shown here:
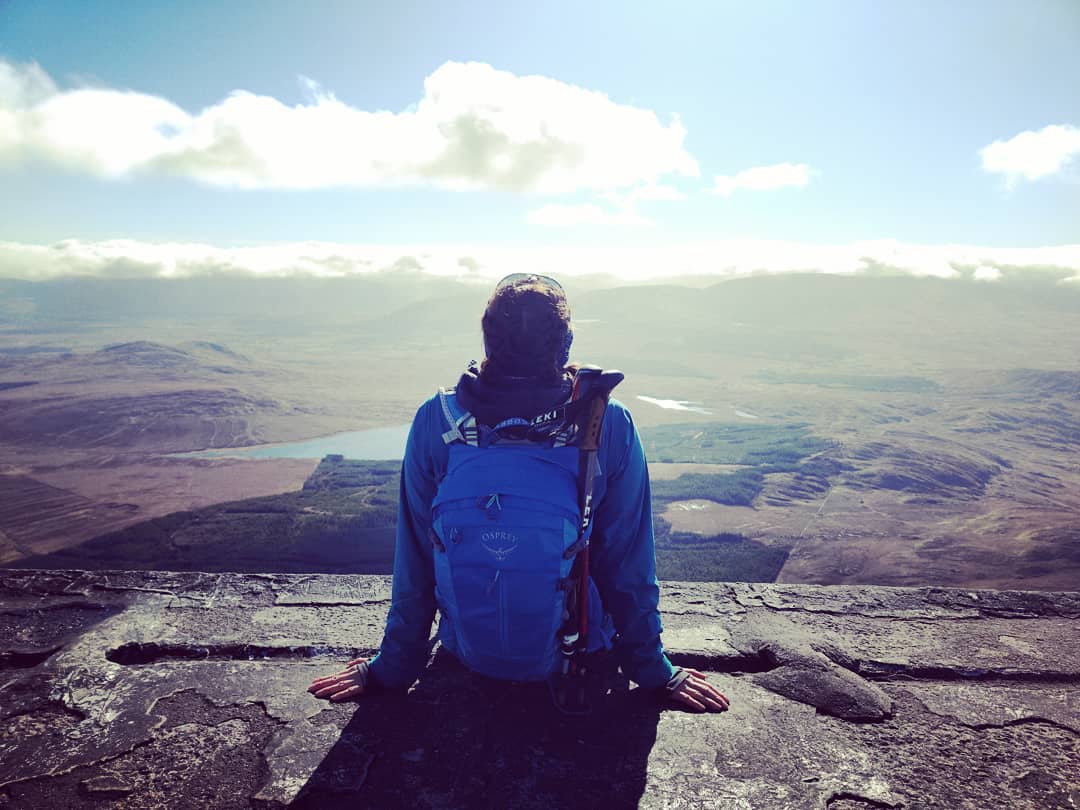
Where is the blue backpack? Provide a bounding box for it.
[429,375,616,683]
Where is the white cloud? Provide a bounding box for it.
[0,60,55,108]
[979,124,1080,186]
[710,162,814,197]
[2,238,1079,285]
[593,182,685,212]
[0,59,697,193]
[532,183,684,229]
[526,203,652,227]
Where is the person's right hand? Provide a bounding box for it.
[307,658,370,702]
[668,668,730,713]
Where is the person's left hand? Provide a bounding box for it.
[308,658,369,702]
[669,668,730,712]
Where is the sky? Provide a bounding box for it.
[1,0,1079,282]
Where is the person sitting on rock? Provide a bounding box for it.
[309,273,729,714]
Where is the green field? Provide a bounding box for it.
[651,470,765,507]
[757,371,942,393]
[654,543,789,583]
[640,422,833,465]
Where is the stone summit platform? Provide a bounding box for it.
[0,571,1077,809]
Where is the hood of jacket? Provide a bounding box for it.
[454,365,573,427]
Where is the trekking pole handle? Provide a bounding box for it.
[571,368,623,444]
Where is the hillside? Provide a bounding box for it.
[6,459,399,574]
[0,341,307,452]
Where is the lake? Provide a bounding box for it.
[184,424,411,460]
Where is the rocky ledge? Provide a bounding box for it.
[0,571,1078,809]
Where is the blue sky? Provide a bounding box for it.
[0,0,1078,280]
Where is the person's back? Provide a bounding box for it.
[309,274,729,714]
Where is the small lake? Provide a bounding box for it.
[637,395,760,420]
[185,424,411,460]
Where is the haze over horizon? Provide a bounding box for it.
[1,1,1078,287]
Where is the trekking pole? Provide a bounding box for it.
[572,366,624,654]
[552,366,623,715]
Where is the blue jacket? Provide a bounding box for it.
[367,393,675,690]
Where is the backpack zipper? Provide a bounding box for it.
[479,492,502,520]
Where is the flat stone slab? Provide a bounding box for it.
[0,570,1077,808]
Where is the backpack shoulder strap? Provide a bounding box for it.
[437,387,480,447]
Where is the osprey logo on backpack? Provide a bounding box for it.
[481,530,519,560]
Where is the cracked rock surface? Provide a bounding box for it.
[0,571,1077,809]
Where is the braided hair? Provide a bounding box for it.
[481,277,572,381]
